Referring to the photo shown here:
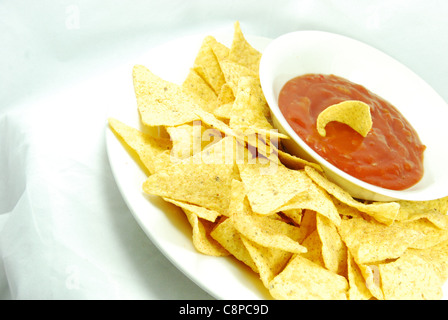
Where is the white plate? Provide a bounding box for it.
[106,31,448,300]
[105,32,272,300]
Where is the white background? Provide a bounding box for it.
[1,0,447,299]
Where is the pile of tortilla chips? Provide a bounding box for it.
[108,22,448,300]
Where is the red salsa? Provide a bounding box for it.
[278,74,425,190]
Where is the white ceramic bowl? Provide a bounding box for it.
[260,30,448,201]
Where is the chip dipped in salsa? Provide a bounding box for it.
[278,74,425,190]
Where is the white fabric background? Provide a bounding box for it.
[1,0,447,299]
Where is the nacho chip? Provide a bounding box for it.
[338,216,424,264]
[305,166,400,225]
[278,184,341,227]
[183,209,229,256]
[379,251,444,300]
[237,161,313,215]
[230,179,307,254]
[346,251,373,300]
[182,67,218,113]
[229,76,276,137]
[229,21,262,75]
[241,237,294,288]
[142,137,239,215]
[164,198,221,223]
[408,239,448,282]
[276,149,322,172]
[395,218,448,250]
[268,254,348,300]
[316,100,372,137]
[133,65,200,126]
[357,263,383,299]
[193,36,226,94]
[396,197,448,228]
[316,214,347,275]
[210,217,258,273]
[219,60,258,96]
[108,117,171,174]
[300,230,325,267]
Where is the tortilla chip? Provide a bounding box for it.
[219,60,258,96]
[379,251,444,300]
[237,161,314,215]
[338,216,424,264]
[229,21,262,75]
[316,214,347,275]
[277,149,323,171]
[300,230,325,267]
[304,166,400,225]
[142,137,239,215]
[395,219,448,250]
[396,197,448,228]
[408,239,448,282]
[210,217,258,273]
[268,254,348,300]
[164,198,221,223]
[183,209,229,256]
[346,251,373,300]
[229,76,274,134]
[108,117,171,174]
[316,100,372,137]
[241,237,294,288]
[133,65,200,126]
[193,36,226,94]
[182,67,219,113]
[230,180,307,254]
[278,184,341,227]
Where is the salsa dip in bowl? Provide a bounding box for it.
[259,30,448,202]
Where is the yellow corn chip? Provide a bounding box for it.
[193,36,226,94]
[142,137,239,215]
[338,216,424,264]
[346,251,373,300]
[210,217,258,273]
[182,67,219,113]
[305,166,400,225]
[316,214,347,275]
[241,236,294,288]
[108,117,171,174]
[133,65,200,126]
[316,100,372,137]
[268,254,348,300]
[183,209,229,257]
[379,251,444,300]
[229,21,262,75]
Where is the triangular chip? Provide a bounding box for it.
[241,237,294,288]
[193,36,226,94]
[237,161,313,215]
[229,21,262,75]
[379,251,444,300]
[108,118,171,174]
[304,166,400,225]
[316,214,347,275]
[210,217,258,273]
[133,65,200,126]
[219,60,258,96]
[316,100,372,137]
[182,208,229,257]
[182,67,218,113]
[268,254,348,300]
[338,216,424,264]
[142,137,239,215]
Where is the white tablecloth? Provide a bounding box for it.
[1,0,447,299]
